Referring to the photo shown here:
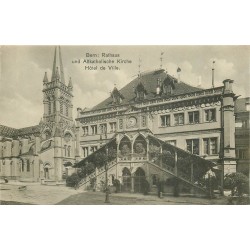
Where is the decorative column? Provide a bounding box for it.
[130,163,134,193]
[174,150,178,176]
[221,79,237,175]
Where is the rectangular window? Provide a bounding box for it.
[242,120,248,128]
[90,146,98,153]
[99,124,107,134]
[160,115,170,127]
[110,122,117,133]
[82,126,89,136]
[166,140,176,146]
[203,138,218,155]
[236,149,248,159]
[174,113,184,125]
[186,139,199,155]
[119,119,123,130]
[205,109,216,122]
[141,116,147,127]
[188,111,199,124]
[91,125,97,135]
[82,147,88,158]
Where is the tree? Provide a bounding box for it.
[224,172,249,197]
[66,173,80,187]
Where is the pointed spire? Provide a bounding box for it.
[59,46,65,84]
[43,72,48,83]
[68,77,73,90]
[56,67,60,80]
[51,46,65,84]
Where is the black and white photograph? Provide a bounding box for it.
[0,45,249,205]
[1,1,250,250]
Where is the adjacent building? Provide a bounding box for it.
[235,97,250,175]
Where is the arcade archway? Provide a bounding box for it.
[122,167,131,192]
[134,167,146,193]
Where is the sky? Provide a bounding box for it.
[0,45,249,128]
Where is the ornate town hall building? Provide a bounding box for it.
[74,68,239,193]
[1,47,247,194]
[0,47,76,182]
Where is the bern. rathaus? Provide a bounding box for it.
[0,46,248,195]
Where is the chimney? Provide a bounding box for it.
[177,67,181,83]
[223,79,234,94]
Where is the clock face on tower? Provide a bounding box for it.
[127,117,137,127]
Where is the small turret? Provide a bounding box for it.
[68,77,73,91]
[43,72,48,83]
[177,67,181,83]
[111,85,124,105]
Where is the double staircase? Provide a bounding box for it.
[74,135,216,194]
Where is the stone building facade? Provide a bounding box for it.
[75,69,238,192]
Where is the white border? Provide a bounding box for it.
[0,1,249,250]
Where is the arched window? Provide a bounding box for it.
[20,159,24,172]
[133,135,147,156]
[67,146,71,157]
[53,99,56,113]
[48,97,51,115]
[64,145,67,156]
[27,159,30,172]
[60,99,64,114]
[65,103,69,117]
[119,136,131,157]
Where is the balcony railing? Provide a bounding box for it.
[118,154,147,162]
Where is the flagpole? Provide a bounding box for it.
[212,61,215,88]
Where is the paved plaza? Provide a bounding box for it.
[0,181,228,205]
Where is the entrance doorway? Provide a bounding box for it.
[44,164,50,179]
[134,168,146,193]
[122,167,131,192]
[44,167,49,179]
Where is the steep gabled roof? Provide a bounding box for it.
[0,124,40,138]
[92,69,202,111]
[0,125,18,138]
[17,125,40,136]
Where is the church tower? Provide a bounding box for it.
[40,46,76,181]
[42,46,74,126]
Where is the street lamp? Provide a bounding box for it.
[105,146,110,203]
